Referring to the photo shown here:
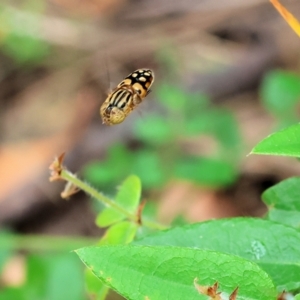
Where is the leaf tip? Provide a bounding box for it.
[246,151,253,157]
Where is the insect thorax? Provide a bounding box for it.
[100,69,154,125]
[107,85,135,112]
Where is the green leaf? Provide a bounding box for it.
[115,175,141,212]
[251,123,300,157]
[85,268,109,300]
[135,218,300,291]
[260,70,300,119]
[171,215,188,227]
[156,84,188,111]
[209,109,242,155]
[262,177,300,229]
[83,144,133,187]
[131,150,167,189]
[156,84,209,115]
[175,156,237,186]
[27,253,85,300]
[76,245,276,300]
[96,175,141,227]
[266,210,300,230]
[184,108,240,146]
[83,161,116,187]
[0,288,25,300]
[3,34,49,65]
[184,93,210,115]
[0,5,50,65]
[0,230,13,272]
[295,294,300,300]
[183,114,209,135]
[0,253,85,300]
[96,208,124,228]
[133,115,174,145]
[99,221,137,245]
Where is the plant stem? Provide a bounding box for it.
[62,170,134,219]
[0,234,98,252]
[142,219,168,230]
[61,170,168,231]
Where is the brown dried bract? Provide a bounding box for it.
[194,278,221,299]
[194,278,238,300]
[277,290,293,300]
[136,199,147,225]
[49,153,66,181]
[229,287,239,300]
[61,181,80,199]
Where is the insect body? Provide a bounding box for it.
[100,69,154,125]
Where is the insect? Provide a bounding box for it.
[100,69,154,125]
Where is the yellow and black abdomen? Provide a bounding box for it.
[109,88,133,110]
[100,69,154,125]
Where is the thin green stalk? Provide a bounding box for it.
[0,234,98,252]
[142,219,168,230]
[62,170,134,220]
[61,170,168,231]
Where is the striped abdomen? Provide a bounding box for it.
[100,69,154,125]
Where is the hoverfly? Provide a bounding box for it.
[100,69,154,125]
